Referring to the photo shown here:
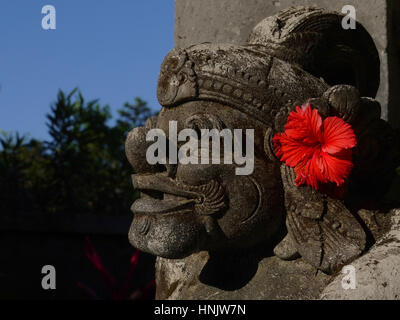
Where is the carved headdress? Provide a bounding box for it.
[157,6,379,131]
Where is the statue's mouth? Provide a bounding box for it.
[131,173,202,215]
[131,173,225,216]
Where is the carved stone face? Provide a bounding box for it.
[127,100,284,259]
[125,5,396,274]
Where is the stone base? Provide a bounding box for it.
[156,209,400,300]
[156,251,331,300]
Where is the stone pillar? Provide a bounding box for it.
[175,0,400,127]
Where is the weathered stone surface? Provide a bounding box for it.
[175,0,400,127]
[156,251,332,300]
[321,209,400,300]
[126,6,400,299]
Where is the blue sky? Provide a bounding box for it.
[0,1,174,140]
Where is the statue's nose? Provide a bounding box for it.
[125,126,159,174]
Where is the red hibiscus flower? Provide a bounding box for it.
[273,103,357,192]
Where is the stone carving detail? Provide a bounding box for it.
[275,165,366,274]
[247,6,380,98]
[157,49,197,106]
[126,6,400,299]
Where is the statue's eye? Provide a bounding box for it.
[192,124,202,139]
[185,113,225,136]
[181,113,232,162]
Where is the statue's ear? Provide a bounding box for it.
[263,114,367,273]
[248,6,380,98]
[274,165,366,274]
[269,85,368,274]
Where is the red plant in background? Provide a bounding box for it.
[77,236,155,300]
[273,103,357,194]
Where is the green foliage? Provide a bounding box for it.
[117,97,153,133]
[0,89,154,215]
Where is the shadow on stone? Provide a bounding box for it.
[198,247,275,291]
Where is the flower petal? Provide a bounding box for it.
[285,103,323,144]
[322,117,357,154]
[315,149,354,186]
[294,148,354,189]
[273,132,315,168]
[294,150,326,190]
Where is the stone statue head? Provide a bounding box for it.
[126,7,399,274]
